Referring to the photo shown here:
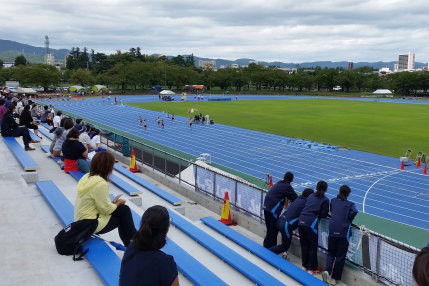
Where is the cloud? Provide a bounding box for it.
[2,0,429,63]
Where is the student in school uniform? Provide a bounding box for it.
[263,172,298,248]
[269,188,314,257]
[298,180,329,275]
[322,185,358,286]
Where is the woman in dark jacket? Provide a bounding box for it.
[19,105,41,138]
[1,105,37,151]
[120,205,179,286]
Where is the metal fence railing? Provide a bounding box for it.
[43,103,420,286]
[98,130,419,286]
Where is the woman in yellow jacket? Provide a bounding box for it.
[74,151,136,246]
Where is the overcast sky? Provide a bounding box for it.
[2,0,429,63]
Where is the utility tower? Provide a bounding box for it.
[45,35,50,55]
[44,35,55,65]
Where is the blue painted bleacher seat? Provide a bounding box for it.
[110,174,141,196]
[38,127,54,140]
[28,130,41,141]
[114,164,182,205]
[168,211,285,286]
[201,217,326,286]
[35,181,121,286]
[68,170,141,196]
[3,137,39,171]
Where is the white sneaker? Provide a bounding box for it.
[330,279,337,285]
[280,252,288,259]
[322,271,329,283]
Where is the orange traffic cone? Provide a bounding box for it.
[415,158,421,167]
[268,176,273,188]
[129,150,138,173]
[219,192,233,225]
[400,160,405,170]
[423,164,427,175]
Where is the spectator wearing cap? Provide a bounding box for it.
[74,118,83,130]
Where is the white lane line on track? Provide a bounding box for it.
[362,170,402,213]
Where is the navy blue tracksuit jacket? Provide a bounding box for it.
[263,181,298,218]
[298,193,329,231]
[329,197,358,239]
[277,195,308,234]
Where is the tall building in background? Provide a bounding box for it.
[44,35,55,65]
[396,51,415,71]
[198,60,216,70]
[348,62,353,70]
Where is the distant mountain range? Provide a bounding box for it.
[0,39,69,63]
[1,39,427,70]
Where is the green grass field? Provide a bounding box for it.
[127,99,429,158]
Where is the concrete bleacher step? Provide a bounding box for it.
[35,181,121,286]
[201,216,326,286]
[3,137,39,171]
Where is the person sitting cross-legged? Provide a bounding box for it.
[19,105,41,138]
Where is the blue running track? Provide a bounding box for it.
[45,95,429,231]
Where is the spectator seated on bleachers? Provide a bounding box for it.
[62,128,88,173]
[30,103,41,120]
[40,105,53,126]
[78,125,96,152]
[74,152,136,247]
[19,105,42,139]
[52,118,74,157]
[119,205,179,286]
[1,105,38,151]
[0,99,7,126]
[90,129,106,152]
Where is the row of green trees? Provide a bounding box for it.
[2,49,429,95]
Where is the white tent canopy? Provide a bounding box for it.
[69,85,85,91]
[14,87,37,94]
[160,90,175,95]
[92,85,107,92]
[373,89,392,94]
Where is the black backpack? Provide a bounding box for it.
[54,218,99,261]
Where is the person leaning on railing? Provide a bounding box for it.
[322,185,358,286]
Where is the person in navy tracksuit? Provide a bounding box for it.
[269,188,314,255]
[263,172,298,248]
[298,180,329,275]
[322,185,358,285]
